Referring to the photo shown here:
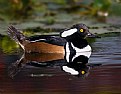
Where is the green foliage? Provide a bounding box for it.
[110,2,121,16]
[93,0,111,11]
[0,0,34,20]
[0,36,19,54]
[0,0,112,22]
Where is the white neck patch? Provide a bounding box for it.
[62,66,79,75]
[72,51,91,62]
[61,28,77,37]
[71,43,91,52]
[65,42,91,62]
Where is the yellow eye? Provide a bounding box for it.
[80,29,84,32]
[81,70,85,74]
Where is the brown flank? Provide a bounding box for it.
[25,42,65,53]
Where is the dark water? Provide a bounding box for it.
[0,33,121,94]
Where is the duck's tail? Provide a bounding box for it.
[8,25,26,50]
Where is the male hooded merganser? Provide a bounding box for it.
[8,23,97,53]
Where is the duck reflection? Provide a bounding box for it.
[8,53,65,78]
[62,52,91,77]
[8,51,91,78]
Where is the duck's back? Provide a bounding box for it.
[25,35,66,53]
[28,35,66,46]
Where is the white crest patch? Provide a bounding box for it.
[61,28,77,37]
[62,66,79,75]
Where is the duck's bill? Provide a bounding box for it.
[87,33,100,38]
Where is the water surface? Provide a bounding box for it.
[0,33,121,94]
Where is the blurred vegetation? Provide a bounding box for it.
[0,35,19,54]
[0,0,112,21]
[0,0,34,20]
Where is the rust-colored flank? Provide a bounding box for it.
[25,42,65,53]
[25,53,64,62]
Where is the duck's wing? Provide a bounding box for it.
[8,25,27,50]
[27,35,67,46]
[8,25,26,43]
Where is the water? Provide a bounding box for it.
[0,33,121,94]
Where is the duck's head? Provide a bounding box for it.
[60,23,97,39]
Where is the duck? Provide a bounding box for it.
[7,23,97,53]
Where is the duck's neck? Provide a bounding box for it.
[65,37,91,53]
[71,38,88,49]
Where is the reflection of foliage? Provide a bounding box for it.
[86,38,96,45]
[0,36,19,54]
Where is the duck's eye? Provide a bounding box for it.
[80,29,84,32]
[81,70,85,74]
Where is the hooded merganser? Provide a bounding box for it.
[8,23,97,53]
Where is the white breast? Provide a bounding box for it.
[65,42,92,53]
[65,42,70,62]
[71,43,91,52]
[65,42,92,62]
[71,51,91,62]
